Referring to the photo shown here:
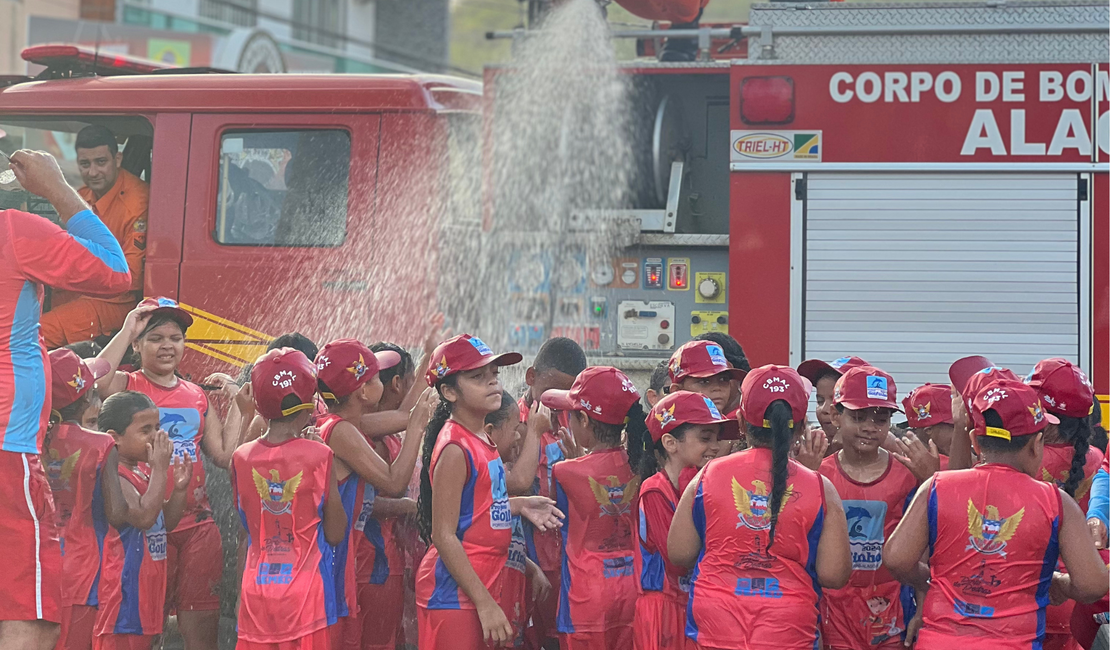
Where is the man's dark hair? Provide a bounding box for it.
[75,125,119,157]
[371,342,415,387]
[978,409,1040,453]
[533,337,587,377]
[268,333,318,362]
[694,332,751,372]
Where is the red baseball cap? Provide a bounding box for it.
[251,348,318,420]
[136,296,193,330]
[648,390,739,442]
[958,365,1020,410]
[49,348,109,409]
[425,334,522,387]
[948,355,998,395]
[739,365,809,428]
[797,356,871,383]
[315,339,400,400]
[833,366,901,412]
[667,340,746,383]
[540,366,640,426]
[1025,358,1094,419]
[970,378,1058,440]
[902,383,954,428]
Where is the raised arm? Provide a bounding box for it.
[7,151,130,295]
[96,304,155,397]
[119,431,173,530]
[329,389,432,497]
[506,402,547,495]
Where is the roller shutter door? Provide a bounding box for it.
[802,173,1084,391]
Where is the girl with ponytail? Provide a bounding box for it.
[631,391,730,650]
[668,365,850,650]
[538,366,645,649]
[414,335,563,650]
[1025,358,1105,648]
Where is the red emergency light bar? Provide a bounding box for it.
[22,44,176,77]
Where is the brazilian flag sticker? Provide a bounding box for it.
[793,133,820,160]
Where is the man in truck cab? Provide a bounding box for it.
[40,125,147,349]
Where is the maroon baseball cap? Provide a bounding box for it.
[424,334,522,387]
[667,341,746,383]
[833,366,901,412]
[251,348,318,420]
[49,348,109,409]
[970,378,1058,440]
[315,339,400,400]
[739,365,810,428]
[1025,358,1094,419]
[648,390,739,442]
[136,296,194,330]
[902,383,954,428]
[948,356,997,395]
[797,356,871,383]
[540,366,640,426]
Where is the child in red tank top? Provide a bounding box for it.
[628,391,731,650]
[885,378,1109,650]
[821,366,925,649]
[1026,358,1106,649]
[94,391,191,650]
[415,335,561,650]
[539,366,648,650]
[232,348,349,650]
[667,365,852,650]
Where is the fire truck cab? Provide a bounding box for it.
[0,46,480,378]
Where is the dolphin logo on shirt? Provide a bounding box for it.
[733,478,793,531]
[253,468,303,516]
[967,500,1023,557]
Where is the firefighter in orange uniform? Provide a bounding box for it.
[41,125,147,348]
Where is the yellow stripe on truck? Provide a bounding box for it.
[1099,395,1109,430]
[178,302,273,367]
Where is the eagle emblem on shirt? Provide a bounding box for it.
[967,500,1023,556]
[733,478,793,531]
[66,373,86,393]
[655,404,676,428]
[914,402,931,421]
[253,468,303,516]
[46,448,81,491]
[1041,467,1094,500]
[589,475,640,517]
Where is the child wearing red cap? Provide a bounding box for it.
[312,339,425,650]
[798,356,871,456]
[820,366,925,649]
[885,378,1109,650]
[1025,358,1105,650]
[903,383,955,470]
[355,341,420,650]
[628,391,730,650]
[667,340,746,415]
[517,337,588,648]
[668,365,851,650]
[946,356,1020,470]
[539,366,649,650]
[97,299,243,647]
[231,348,348,650]
[94,391,192,650]
[44,350,129,650]
[415,334,562,650]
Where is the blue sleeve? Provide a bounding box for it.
[1087,468,1108,528]
[66,210,128,274]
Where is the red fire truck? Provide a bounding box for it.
[1,0,1107,420]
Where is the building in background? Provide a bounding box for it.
[2,0,453,75]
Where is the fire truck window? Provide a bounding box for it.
[216,129,350,247]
